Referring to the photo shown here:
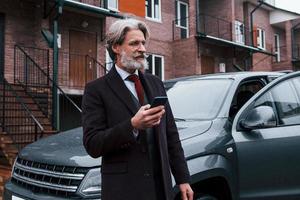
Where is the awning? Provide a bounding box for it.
[196,34,276,56]
[62,0,124,18]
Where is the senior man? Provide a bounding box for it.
[82,18,193,200]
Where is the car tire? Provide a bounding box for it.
[195,193,218,200]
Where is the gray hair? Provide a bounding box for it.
[106,18,150,61]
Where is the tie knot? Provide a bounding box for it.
[127,74,139,82]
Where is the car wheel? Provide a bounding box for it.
[195,193,218,200]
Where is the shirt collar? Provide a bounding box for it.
[115,64,139,80]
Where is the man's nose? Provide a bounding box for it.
[138,43,146,52]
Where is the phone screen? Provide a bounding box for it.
[150,96,168,108]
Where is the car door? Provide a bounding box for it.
[232,72,300,200]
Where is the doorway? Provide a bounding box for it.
[69,30,97,87]
[201,55,215,74]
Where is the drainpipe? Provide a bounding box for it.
[52,0,63,131]
[250,0,264,47]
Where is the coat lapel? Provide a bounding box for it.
[138,70,155,104]
[105,66,138,115]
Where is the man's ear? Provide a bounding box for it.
[112,44,120,54]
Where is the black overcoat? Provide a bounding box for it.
[82,66,190,200]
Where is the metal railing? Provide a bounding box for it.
[14,45,82,131]
[0,78,44,151]
[195,13,256,47]
[197,13,233,42]
[14,45,52,123]
[59,52,107,88]
[293,44,300,60]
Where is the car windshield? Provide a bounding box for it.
[167,79,233,120]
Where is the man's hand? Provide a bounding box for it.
[179,183,194,200]
[131,104,165,130]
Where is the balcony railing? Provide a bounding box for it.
[272,44,300,63]
[293,44,300,60]
[58,52,107,89]
[0,78,45,151]
[197,13,233,42]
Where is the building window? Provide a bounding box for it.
[257,28,266,49]
[175,1,189,38]
[145,0,161,21]
[108,0,118,11]
[105,50,114,71]
[274,34,280,62]
[235,21,245,44]
[146,54,164,80]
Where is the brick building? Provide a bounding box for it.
[0,0,300,197]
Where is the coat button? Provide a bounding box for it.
[144,173,150,177]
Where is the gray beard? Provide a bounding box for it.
[120,51,149,70]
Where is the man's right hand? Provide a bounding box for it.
[131,104,165,130]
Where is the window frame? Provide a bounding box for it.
[235,20,245,44]
[274,34,280,62]
[175,1,189,38]
[257,28,266,50]
[145,0,162,22]
[146,54,165,80]
[108,0,118,11]
[105,50,114,71]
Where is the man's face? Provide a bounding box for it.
[113,29,148,72]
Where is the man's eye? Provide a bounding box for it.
[129,41,140,46]
[129,41,145,47]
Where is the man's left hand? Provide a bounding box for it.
[179,183,194,200]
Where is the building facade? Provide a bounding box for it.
[0,0,300,197]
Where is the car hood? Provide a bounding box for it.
[18,127,101,168]
[177,120,212,140]
[18,121,212,168]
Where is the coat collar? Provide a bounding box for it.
[105,66,138,115]
[105,66,156,114]
[105,66,155,114]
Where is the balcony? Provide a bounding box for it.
[293,44,300,61]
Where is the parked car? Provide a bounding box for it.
[4,71,300,200]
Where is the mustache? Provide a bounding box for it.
[133,53,149,59]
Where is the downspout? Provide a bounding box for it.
[249,0,264,69]
[52,0,64,131]
[250,0,264,47]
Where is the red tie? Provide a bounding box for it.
[127,74,144,105]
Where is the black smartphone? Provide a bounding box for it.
[150,96,168,108]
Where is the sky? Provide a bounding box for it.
[275,0,300,13]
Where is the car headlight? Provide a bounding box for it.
[11,157,18,177]
[78,167,101,198]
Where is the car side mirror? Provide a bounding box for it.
[239,106,277,130]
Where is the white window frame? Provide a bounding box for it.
[105,50,114,72]
[147,54,165,80]
[235,20,245,44]
[108,0,118,12]
[257,28,266,50]
[145,0,162,22]
[175,1,189,38]
[274,34,280,62]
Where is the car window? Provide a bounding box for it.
[229,80,265,119]
[252,76,300,126]
[167,79,233,120]
[271,77,300,125]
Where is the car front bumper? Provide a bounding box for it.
[4,179,100,200]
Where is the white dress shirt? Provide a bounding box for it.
[115,65,140,137]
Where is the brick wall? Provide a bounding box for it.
[0,0,47,82]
